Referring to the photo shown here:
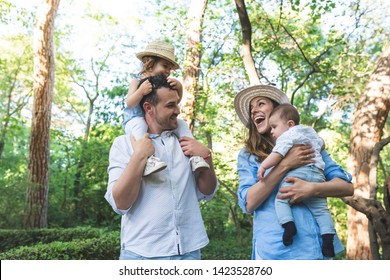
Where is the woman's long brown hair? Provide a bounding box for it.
[244,99,279,162]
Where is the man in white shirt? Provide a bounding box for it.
[105,74,217,260]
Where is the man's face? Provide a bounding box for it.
[151,87,181,132]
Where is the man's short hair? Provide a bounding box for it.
[139,74,175,112]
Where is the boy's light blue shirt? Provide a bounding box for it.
[237,148,352,260]
[122,105,143,130]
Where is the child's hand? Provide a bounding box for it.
[138,80,153,96]
[167,77,181,90]
[257,166,266,181]
[167,77,183,101]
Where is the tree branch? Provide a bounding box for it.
[369,136,390,198]
[290,68,315,104]
[281,24,313,67]
[218,180,237,199]
[234,0,260,85]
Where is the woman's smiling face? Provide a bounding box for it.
[249,97,275,135]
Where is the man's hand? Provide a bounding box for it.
[179,136,210,158]
[130,133,155,159]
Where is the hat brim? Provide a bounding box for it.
[136,52,180,70]
[234,85,290,127]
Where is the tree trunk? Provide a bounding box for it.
[182,0,207,130]
[24,0,60,229]
[345,44,390,259]
[234,0,260,85]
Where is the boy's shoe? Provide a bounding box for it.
[143,155,167,176]
[189,156,210,172]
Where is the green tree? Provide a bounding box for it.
[0,36,33,160]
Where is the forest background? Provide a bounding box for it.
[0,0,389,260]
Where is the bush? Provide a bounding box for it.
[0,231,120,260]
[202,236,252,260]
[0,226,252,260]
[0,227,105,253]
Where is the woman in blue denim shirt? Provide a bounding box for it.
[234,85,353,260]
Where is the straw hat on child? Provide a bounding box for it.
[234,84,290,127]
[136,40,180,70]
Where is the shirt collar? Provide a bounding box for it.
[150,130,174,139]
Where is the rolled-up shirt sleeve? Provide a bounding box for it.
[104,136,132,215]
[321,149,352,182]
[196,182,218,202]
[237,148,259,214]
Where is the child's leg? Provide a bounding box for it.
[304,197,336,235]
[173,118,193,138]
[174,119,210,172]
[125,117,166,176]
[275,183,296,246]
[275,171,300,246]
[304,197,336,257]
[124,117,148,139]
[303,167,335,257]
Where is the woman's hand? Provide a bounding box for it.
[279,145,315,171]
[277,177,316,204]
[278,176,354,204]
